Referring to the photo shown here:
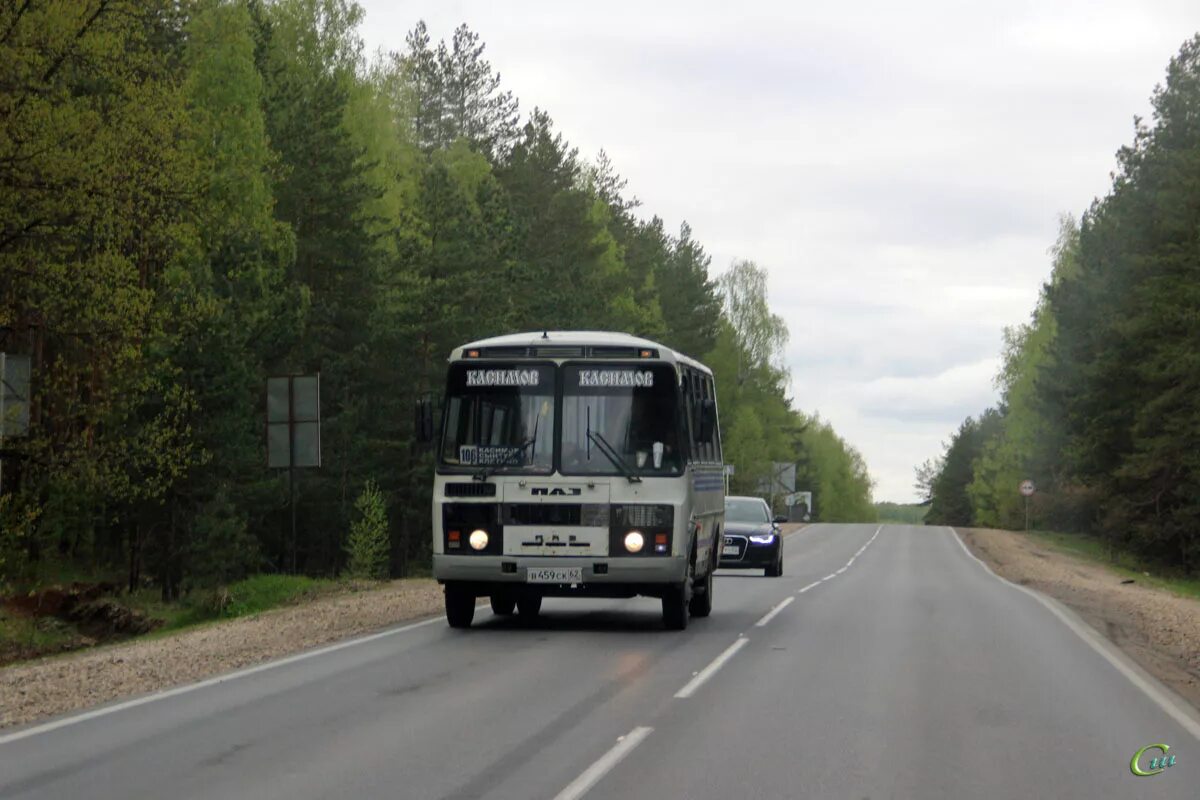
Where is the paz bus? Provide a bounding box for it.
[417,331,725,630]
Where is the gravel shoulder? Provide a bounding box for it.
[0,578,444,729]
[960,527,1200,711]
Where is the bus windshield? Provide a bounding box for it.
[439,363,555,472]
[560,364,683,475]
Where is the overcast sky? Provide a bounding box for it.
[358,0,1199,502]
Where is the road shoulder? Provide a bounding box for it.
[960,527,1200,712]
[0,578,443,730]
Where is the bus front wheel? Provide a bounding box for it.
[689,568,713,618]
[662,582,690,630]
[445,583,475,628]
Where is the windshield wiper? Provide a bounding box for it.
[473,414,540,481]
[585,409,641,483]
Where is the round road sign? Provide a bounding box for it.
[1019,479,1036,497]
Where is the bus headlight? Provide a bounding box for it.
[624,531,645,553]
[469,529,489,550]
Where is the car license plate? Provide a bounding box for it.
[722,545,739,555]
[527,567,582,584]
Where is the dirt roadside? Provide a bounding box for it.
[960,527,1200,712]
[0,578,444,730]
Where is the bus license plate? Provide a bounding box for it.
[527,567,582,584]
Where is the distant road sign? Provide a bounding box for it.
[1019,479,1036,497]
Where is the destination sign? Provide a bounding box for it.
[577,370,655,388]
[466,369,541,387]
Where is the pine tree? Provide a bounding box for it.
[345,480,390,579]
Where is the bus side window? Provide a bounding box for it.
[682,372,696,464]
[703,376,718,463]
[711,379,723,463]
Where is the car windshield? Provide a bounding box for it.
[439,363,554,472]
[725,498,770,523]
[560,364,683,475]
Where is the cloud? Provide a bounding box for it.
[357,0,1200,501]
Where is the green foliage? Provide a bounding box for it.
[0,5,875,598]
[924,36,1200,572]
[925,410,1003,527]
[875,502,928,525]
[795,415,876,522]
[345,480,390,580]
[186,489,261,586]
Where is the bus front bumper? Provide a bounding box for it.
[433,554,688,597]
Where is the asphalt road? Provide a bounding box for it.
[2,524,1198,799]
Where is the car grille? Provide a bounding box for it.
[722,534,748,560]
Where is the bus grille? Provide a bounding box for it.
[444,483,496,497]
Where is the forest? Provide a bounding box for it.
[0,0,875,598]
[920,35,1200,573]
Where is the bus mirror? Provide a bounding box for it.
[699,398,716,442]
[415,397,435,444]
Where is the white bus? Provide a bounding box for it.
[417,331,725,630]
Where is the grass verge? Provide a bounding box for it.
[1,573,344,664]
[1027,528,1200,601]
[152,574,340,632]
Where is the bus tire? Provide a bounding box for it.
[490,594,516,616]
[445,583,475,629]
[689,568,713,618]
[517,594,542,621]
[662,582,689,630]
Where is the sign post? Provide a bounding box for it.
[1019,479,1036,532]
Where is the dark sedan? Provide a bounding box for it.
[719,496,787,576]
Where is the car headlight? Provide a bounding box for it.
[624,531,645,553]
[469,529,489,550]
[748,534,776,544]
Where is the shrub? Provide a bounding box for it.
[345,480,390,580]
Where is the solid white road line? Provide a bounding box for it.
[674,637,749,699]
[755,596,795,627]
[798,581,821,593]
[950,528,1200,742]
[822,573,838,581]
[0,608,472,746]
[553,726,654,800]
[835,566,848,575]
